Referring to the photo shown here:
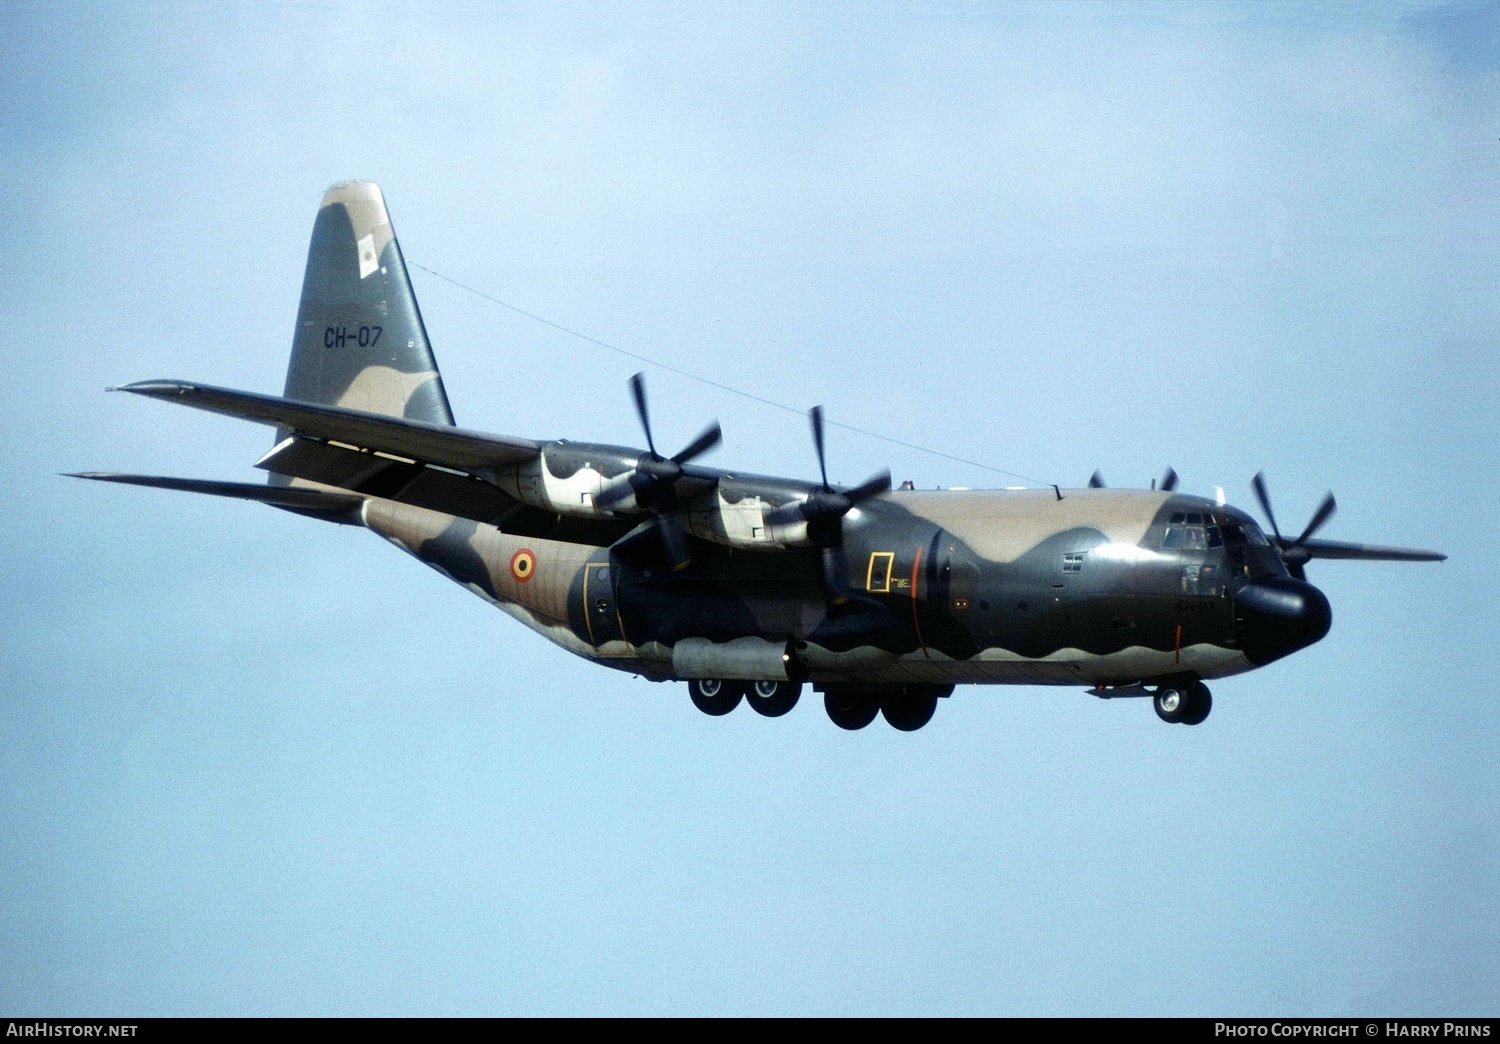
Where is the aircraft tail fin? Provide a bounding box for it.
[282,182,455,433]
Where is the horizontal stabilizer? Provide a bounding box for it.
[68,472,366,524]
[1300,538,1446,563]
[115,380,540,470]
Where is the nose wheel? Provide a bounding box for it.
[1153,682,1212,725]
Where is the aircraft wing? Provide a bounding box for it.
[1299,538,1447,563]
[116,380,541,470]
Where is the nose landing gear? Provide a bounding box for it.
[1153,681,1212,725]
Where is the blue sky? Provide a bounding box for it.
[1,1,1495,1016]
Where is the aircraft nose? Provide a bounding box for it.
[1234,577,1332,666]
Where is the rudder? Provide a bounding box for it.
[283,181,455,426]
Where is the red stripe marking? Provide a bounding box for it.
[1175,623,1182,665]
[911,545,929,659]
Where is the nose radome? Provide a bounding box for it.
[1234,577,1332,666]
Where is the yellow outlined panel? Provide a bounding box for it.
[866,551,895,593]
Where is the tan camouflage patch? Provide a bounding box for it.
[361,498,592,625]
[335,366,441,418]
[320,181,395,265]
[893,488,1170,564]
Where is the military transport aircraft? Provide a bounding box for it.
[75,181,1446,731]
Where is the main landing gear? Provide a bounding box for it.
[824,685,953,732]
[685,680,952,731]
[746,679,801,717]
[688,679,802,718]
[688,678,743,716]
[1153,681,1212,726]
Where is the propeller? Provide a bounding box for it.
[1250,471,1336,581]
[595,372,722,570]
[1089,467,1177,491]
[764,406,890,606]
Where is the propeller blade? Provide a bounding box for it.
[595,478,636,511]
[764,501,809,529]
[658,511,692,572]
[607,375,720,550]
[629,372,657,457]
[1295,492,1337,547]
[1251,472,1283,542]
[1160,467,1178,493]
[844,469,892,506]
[810,406,829,489]
[786,405,887,608]
[819,545,851,606]
[671,421,722,465]
[1089,471,1105,488]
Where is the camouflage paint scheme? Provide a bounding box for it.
[78,182,1444,728]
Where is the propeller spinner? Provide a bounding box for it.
[595,372,721,570]
[764,406,890,606]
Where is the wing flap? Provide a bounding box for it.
[256,435,527,526]
[254,435,640,545]
[117,380,540,470]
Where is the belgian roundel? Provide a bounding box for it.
[510,549,536,583]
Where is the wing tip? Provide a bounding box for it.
[115,379,193,397]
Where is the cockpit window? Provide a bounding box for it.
[1163,525,1209,549]
[1163,521,1225,550]
[1163,511,1271,552]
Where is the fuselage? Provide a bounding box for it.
[361,485,1331,691]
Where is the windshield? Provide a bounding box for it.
[1160,513,1272,551]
